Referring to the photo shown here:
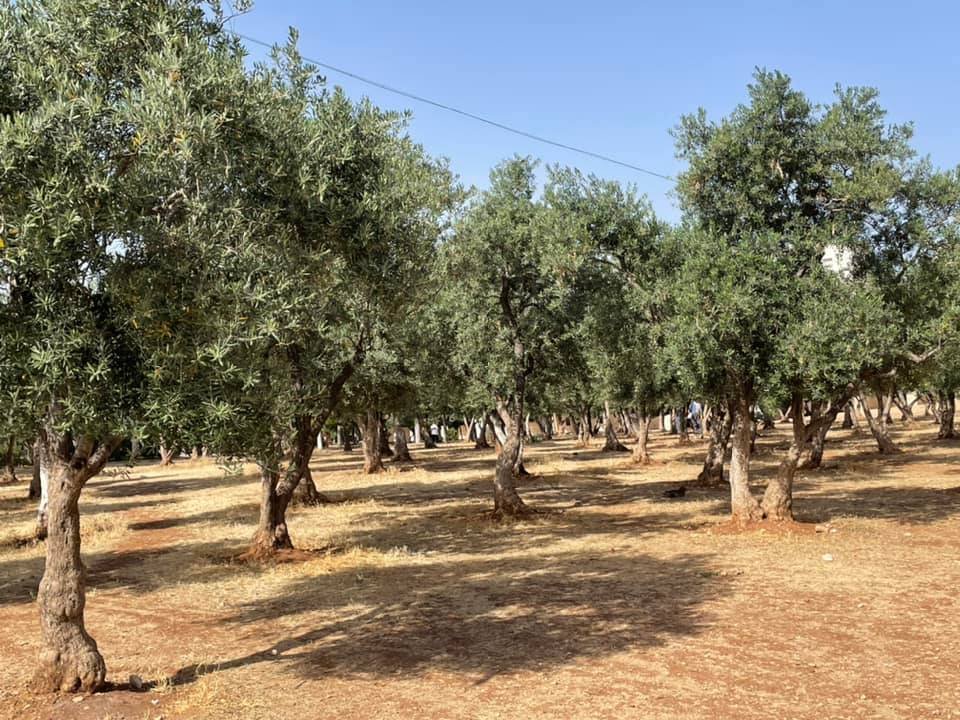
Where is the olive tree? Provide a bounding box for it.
[0,0,267,692]
[671,70,913,521]
[445,158,583,517]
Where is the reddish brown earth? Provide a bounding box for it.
[1,422,959,719]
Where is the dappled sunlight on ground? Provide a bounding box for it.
[1,422,959,719]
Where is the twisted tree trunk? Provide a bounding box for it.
[493,397,529,519]
[631,411,653,464]
[601,402,628,452]
[859,392,902,454]
[696,407,732,486]
[159,441,176,467]
[800,404,840,470]
[250,462,294,556]
[760,395,804,521]
[729,394,762,523]
[34,431,118,694]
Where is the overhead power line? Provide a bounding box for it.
[235,32,674,182]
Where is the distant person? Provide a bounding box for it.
[429,423,440,444]
[688,400,703,437]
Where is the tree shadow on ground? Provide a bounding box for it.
[799,484,960,524]
[0,538,252,606]
[89,470,251,499]
[167,547,729,686]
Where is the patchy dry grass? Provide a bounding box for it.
[1,422,959,719]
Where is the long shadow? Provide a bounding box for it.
[0,538,250,606]
[167,548,728,685]
[801,484,960,524]
[89,471,253,499]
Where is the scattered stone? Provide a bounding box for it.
[270,648,278,656]
[822,554,834,562]
[129,674,144,690]
[815,524,829,533]
[72,696,85,703]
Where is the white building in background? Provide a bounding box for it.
[822,244,853,277]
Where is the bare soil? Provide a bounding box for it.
[1,422,959,719]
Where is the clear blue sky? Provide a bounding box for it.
[231,1,960,223]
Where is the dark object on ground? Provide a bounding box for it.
[663,486,687,498]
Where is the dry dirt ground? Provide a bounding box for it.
[1,422,959,720]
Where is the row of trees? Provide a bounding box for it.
[1,0,958,696]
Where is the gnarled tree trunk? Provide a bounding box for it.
[631,412,653,464]
[251,462,294,556]
[293,465,330,505]
[760,395,804,521]
[34,431,118,694]
[729,394,762,523]
[378,415,394,458]
[937,390,956,440]
[361,410,384,473]
[601,402,628,452]
[493,396,530,519]
[800,404,840,470]
[159,441,176,467]
[696,407,731,486]
[859,392,902,454]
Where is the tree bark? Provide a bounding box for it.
[601,402,628,452]
[696,407,732,486]
[493,397,529,519]
[361,410,384,473]
[728,394,762,522]
[378,415,394,458]
[859,392,902,454]
[892,390,915,424]
[250,463,294,556]
[159,441,175,467]
[937,390,956,440]
[34,431,118,693]
[393,427,413,462]
[631,412,653,464]
[292,465,330,505]
[474,416,492,449]
[576,411,591,447]
[760,395,804,521]
[800,404,839,470]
